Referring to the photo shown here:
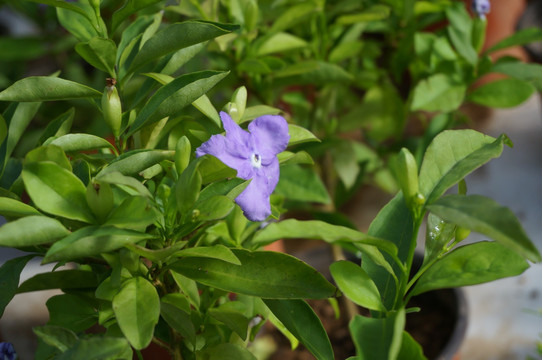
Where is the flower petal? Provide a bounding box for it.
[261,157,280,196]
[235,172,272,221]
[221,112,252,156]
[248,115,290,163]
[196,134,254,179]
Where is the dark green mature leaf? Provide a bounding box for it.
[419,130,510,205]
[200,343,257,360]
[427,194,541,262]
[43,226,154,263]
[75,37,117,77]
[486,27,542,54]
[128,71,229,135]
[176,245,241,265]
[56,5,100,42]
[176,157,203,215]
[0,197,41,217]
[170,249,336,299]
[491,62,542,90]
[208,302,251,340]
[17,270,98,293]
[411,241,530,296]
[57,337,131,360]
[0,255,34,317]
[275,164,330,204]
[96,149,174,178]
[39,107,75,145]
[33,325,78,353]
[0,216,69,247]
[269,2,317,33]
[264,299,333,360]
[111,0,163,33]
[22,161,95,223]
[50,134,114,153]
[411,74,466,112]
[47,294,97,333]
[160,301,196,348]
[105,196,160,229]
[113,277,160,350]
[349,309,405,360]
[467,78,535,108]
[25,0,91,21]
[128,21,239,72]
[0,77,101,102]
[330,261,385,312]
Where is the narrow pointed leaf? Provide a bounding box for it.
[467,78,535,108]
[264,299,333,360]
[427,194,540,262]
[176,244,240,265]
[75,37,117,77]
[170,249,336,299]
[0,216,69,247]
[17,270,98,293]
[411,241,530,296]
[0,77,101,102]
[111,0,162,32]
[96,149,174,178]
[0,255,34,317]
[0,197,41,217]
[50,134,114,153]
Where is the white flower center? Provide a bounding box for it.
[251,153,262,169]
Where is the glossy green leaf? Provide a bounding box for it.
[193,94,221,127]
[22,161,95,223]
[50,134,114,153]
[75,37,117,77]
[44,225,154,263]
[25,0,91,20]
[491,62,542,91]
[113,277,160,350]
[25,145,71,171]
[171,272,200,308]
[288,124,319,146]
[57,337,131,360]
[240,105,282,123]
[467,78,535,108]
[97,171,152,198]
[275,164,330,204]
[397,332,427,360]
[47,294,97,332]
[486,27,542,54]
[105,196,160,229]
[176,244,240,265]
[427,194,540,262]
[193,195,235,222]
[0,77,101,102]
[0,197,41,217]
[33,325,78,353]
[198,155,237,184]
[39,108,75,145]
[256,32,308,56]
[18,270,98,293]
[411,241,530,296]
[96,149,174,178]
[424,213,456,265]
[200,343,257,360]
[411,74,466,112]
[160,301,196,347]
[129,21,239,72]
[111,0,162,32]
[128,71,228,135]
[330,261,385,312]
[56,5,99,42]
[419,130,510,205]
[170,249,336,299]
[0,255,34,317]
[264,299,333,360]
[0,216,69,247]
[208,302,250,340]
[349,308,405,360]
[277,151,314,165]
[126,242,186,263]
[176,157,203,215]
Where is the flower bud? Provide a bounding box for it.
[175,136,191,176]
[394,148,420,204]
[232,86,247,121]
[86,181,114,222]
[455,227,471,242]
[102,78,122,138]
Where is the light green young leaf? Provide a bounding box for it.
[96,149,174,178]
[467,78,535,108]
[113,277,160,350]
[0,197,41,217]
[445,2,477,65]
[0,216,68,247]
[256,32,308,56]
[269,3,317,33]
[330,261,385,312]
[192,195,235,222]
[176,244,240,265]
[97,171,153,198]
[397,332,427,360]
[427,194,541,262]
[264,299,333,360]
[288,124,319,146]
[50,134,114,153]
[411,241,530,296]
[0,77,101,102]
[170,249,336,299]
[491,62,542,91]
[336,4,391,24]
[111,0,164,32]
[411,74,466,112]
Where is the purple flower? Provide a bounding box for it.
[472,0,490,19]
[0,342,16,360]
[196,112,290,221]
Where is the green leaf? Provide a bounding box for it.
[427,194,541,262]
[424,213,456,265]
[47,294,97,332]
[25,0,91,21]
[128,71,229,135]
[176,157,203,215]
[0,255,34,317]
[57,337,131,360]
[240,105,282,123]
[22,161,95,223]
[330,261,385,312]
[44,226,154,263]
[264,299,333,360]
[419,130,510,205]
[160,301,196,347]
[50,134,114,153]
[0,77,101,102]
[97,171,152,198]
[75,37,117,77]
[411,241,530,296]
[274,61,353,85]
[349,308,405,360]
[269,3,316,33]
[275,164,330,204]
[0,216,69,247]
[445,2,476,65]
[113,277,160,350]
[288,124,319,146]
[18,270,98,293]
[0,197,41,217]
[39,108,75,145]
[56,5,99,42]
[128,20,239,72]
[200,343,257,360]
[193,195,235,222]
[208,302,251,340]
[336,5,391,24]
[491,62,542,91]
[193,94,221,127]
[96,149,174,178]
[256,32,308,56]
[176,244,240,265]
[467,78,535,108]
[170,249,336,299]
[397,332,427,360]
[126,242,186,263]
[486,27,542,54]
[411,74,466,112]
[111,0,163,32]
[33,325,78,353]
[105,196,160,229]
[25,145,72,171]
